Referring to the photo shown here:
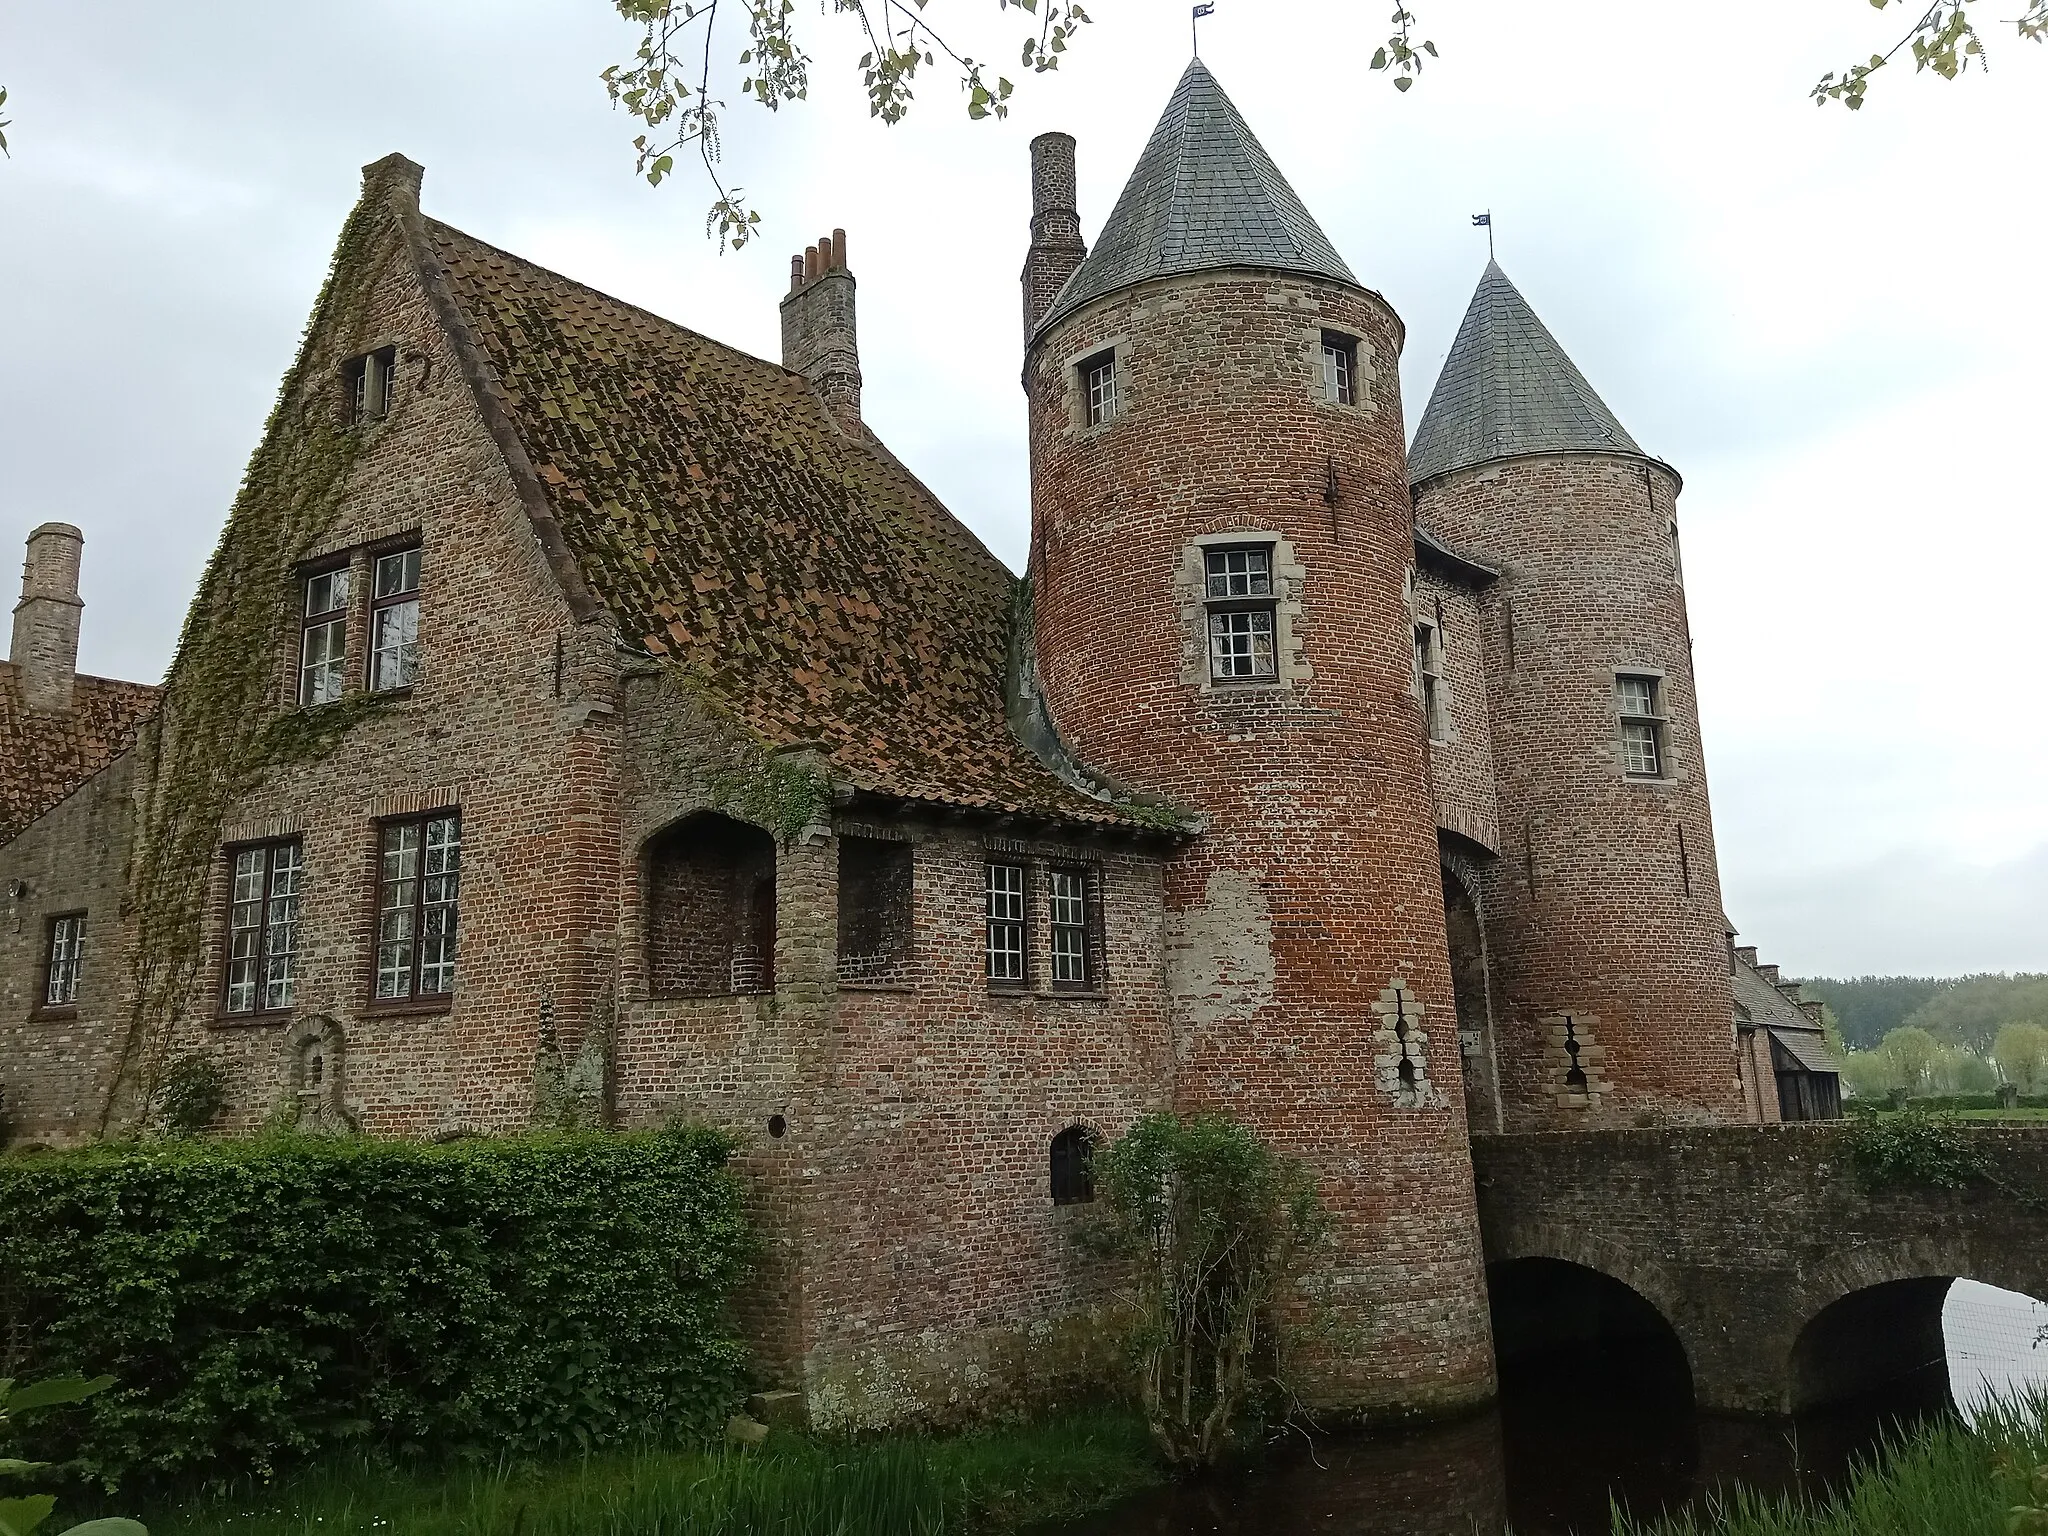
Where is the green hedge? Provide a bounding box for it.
[1847,1093,2048,1113]
[0,1128,752,1487]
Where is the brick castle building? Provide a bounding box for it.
[2,60,1838,1424]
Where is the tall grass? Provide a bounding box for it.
[1618,1391,2048,1536]
[129,1407,1159,1536]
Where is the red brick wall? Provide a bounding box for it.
[1027,269,1495,1416]
[1416,454,1747,1130]
[1416,571,1500,852]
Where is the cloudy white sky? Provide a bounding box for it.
[3,1,2043,977]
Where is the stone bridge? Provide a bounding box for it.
[1472,1124,2048,1414]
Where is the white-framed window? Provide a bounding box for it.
[1081,349,1119,427]
[299,566,350,707]
[223,839,304,1015]
[376,812,461,1001]
[369,548,421,693]
[1414,622,1447,742]
[1047,867,1090,987]
[347,347,397,424]
[986,861,1027,985]
[41,913,85,1009]
[1204,545,1278,683]
[1320,331,1356,405]
[1617,673,1667,778]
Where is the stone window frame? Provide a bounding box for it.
[1318,328,1359,407]
[1613,668,1674,782]
[343,345,398,426]
[1177,531,1310,695]
[32,910,87,1021]
[364,807,463,1015]
[1063,336,1131,436]
[984,838,1110,1000]
[217,836,306,1022]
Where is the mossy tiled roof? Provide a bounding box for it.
[0,663,158,844]
[426,221,1154,827]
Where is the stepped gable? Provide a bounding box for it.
[1409,259,1643,487]
[0,664,157,844]
[1034,58,1357,335]
[422,220,1154,828]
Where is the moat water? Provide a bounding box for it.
[1041,1280,2048,1536]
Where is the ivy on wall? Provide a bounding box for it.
[102,172,411,1132]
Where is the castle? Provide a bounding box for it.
[1,60,1838,1425]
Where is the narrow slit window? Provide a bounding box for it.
[1617,674,1667,778]
[223,839,304,1015]
[369,548,422,693]
[986,861,1027,986]
[1204,545,1279,683]
[1414,622,1447,741]
[1047,867,1091,988]
[1081,350,1119,427]
[1320,331,1357,405]
[42,913,86,1009]
[376,812,461,1002]
[300,566,350,707]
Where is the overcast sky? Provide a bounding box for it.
[4,0,2044,978]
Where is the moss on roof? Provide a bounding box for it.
[0,664,158,844]
[425,220,1171,830]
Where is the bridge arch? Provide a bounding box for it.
[1487,1253,1693,1402]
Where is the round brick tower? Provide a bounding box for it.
[1409,261,1747,1130]
[1022,61,1495,1415]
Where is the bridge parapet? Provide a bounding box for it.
[1472,1124,2048,1414]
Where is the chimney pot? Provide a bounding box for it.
[789,254,804,293]
[10,522,85,715]
[781,223,862,434]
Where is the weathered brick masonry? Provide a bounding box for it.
[2,57,1830,1427]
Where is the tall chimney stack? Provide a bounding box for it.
[780,227,862,435]
[1021,132,1087,342]
[10,523,85,715]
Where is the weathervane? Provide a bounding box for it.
[1192,3,1215,55]
[1472,209,1494,260]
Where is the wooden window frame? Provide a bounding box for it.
[32,911,87,1020]
[299,562,352,708]
[345,346,398,425]
[1080,348,1119,427]
[366,545,422,694]
[367,809,461,1013]
[218,838,305,1020]
[986,860,1030,990]
[1045,863,1099,992]
[1320,330,1357,406]
[1616,672,1669,779]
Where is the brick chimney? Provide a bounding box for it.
[1021,132,1087,342]
[10,523,85,714]
[780,229,862,435]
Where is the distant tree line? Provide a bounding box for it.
[1799,973,2048,1101]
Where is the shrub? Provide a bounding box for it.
[1085,1112,1326,1467]
[0,1127,751,1488]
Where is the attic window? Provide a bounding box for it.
[1320,331,1357,405]
[1080,349,1119,427]
[346,348,398,424]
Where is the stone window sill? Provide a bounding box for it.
[211,1008,294,1029]
[360,997,455,1019]
[29,1006,79,1024]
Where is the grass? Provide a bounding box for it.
[1616,1392,2048,1536]
[116,1407,1162,1536]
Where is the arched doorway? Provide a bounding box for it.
[1440,862,1501,1133]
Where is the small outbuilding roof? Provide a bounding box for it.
[1408,260,1643,487]
[1036,59,1357,335]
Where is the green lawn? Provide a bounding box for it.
[111,1407,1161,1536]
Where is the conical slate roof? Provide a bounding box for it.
[1407,260,1642,486]
[1035,59,1357,334]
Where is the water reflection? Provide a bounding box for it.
[1044,1279,2042,1536]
